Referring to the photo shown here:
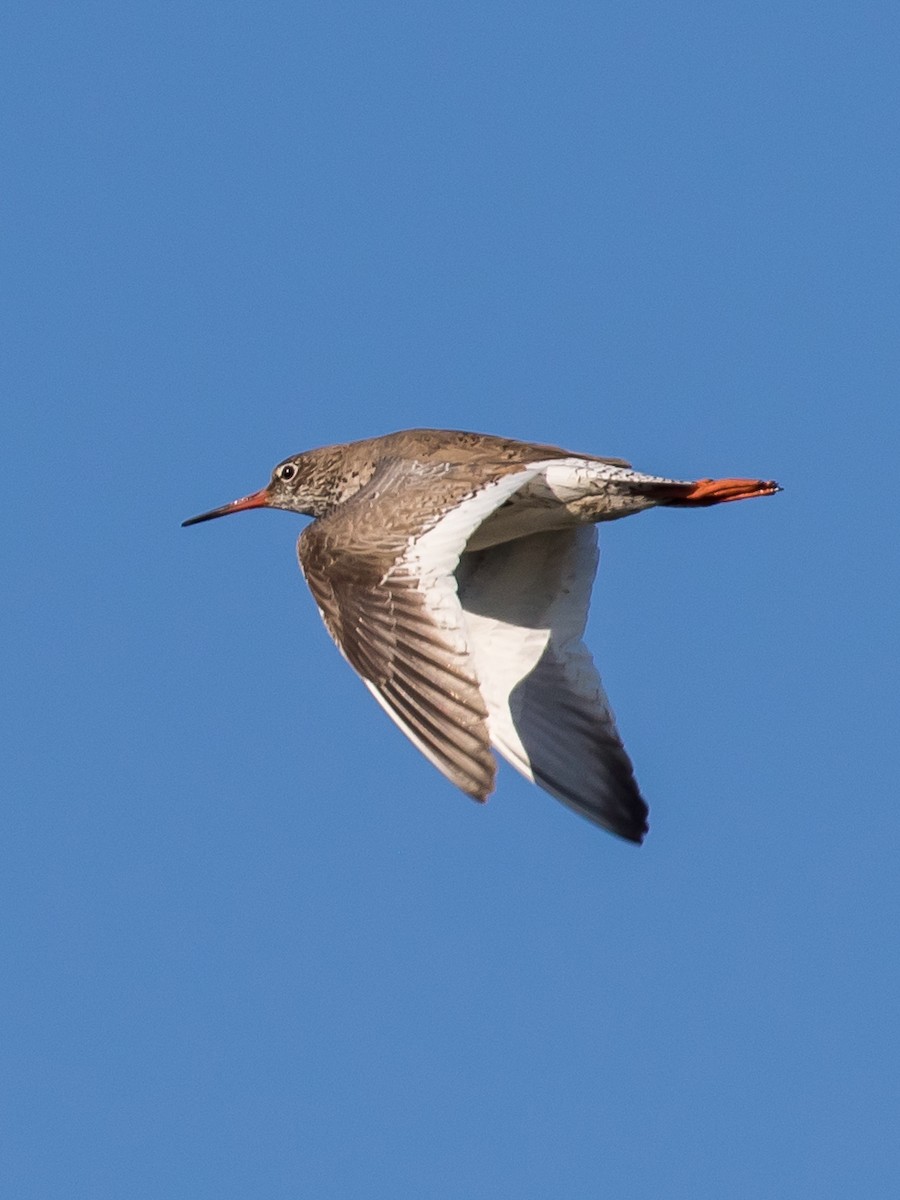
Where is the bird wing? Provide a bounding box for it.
[297,459,545,801]
[455,526,648,841]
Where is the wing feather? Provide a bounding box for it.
[456,526,648,841]
[297,460,545,802]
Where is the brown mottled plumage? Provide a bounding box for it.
[184,428,779,841]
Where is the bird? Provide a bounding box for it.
[183,428,779,842]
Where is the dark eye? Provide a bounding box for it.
[279,464,296,481]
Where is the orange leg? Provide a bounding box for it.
[679,477,782,504]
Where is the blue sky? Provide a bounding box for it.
[4,2,899,1196]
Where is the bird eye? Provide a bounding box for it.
[278,464,296,481]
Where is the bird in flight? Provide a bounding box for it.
[184,428,779,842]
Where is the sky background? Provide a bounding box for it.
[4,2,899,1196]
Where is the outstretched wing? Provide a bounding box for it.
[455,526,648,841]
[297,459,545,801]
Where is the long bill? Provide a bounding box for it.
[182,488,270,527]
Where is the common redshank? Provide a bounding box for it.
[183,428,779,841]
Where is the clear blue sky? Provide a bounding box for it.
[4,3,899,1197]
